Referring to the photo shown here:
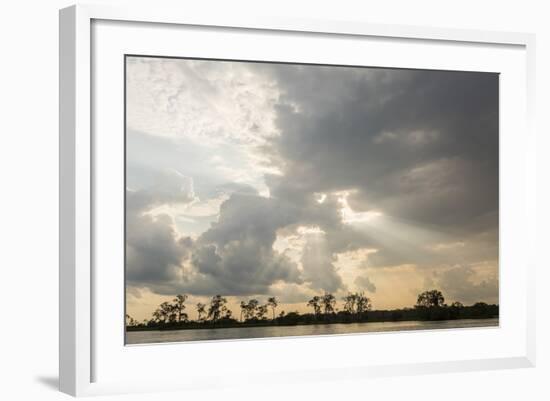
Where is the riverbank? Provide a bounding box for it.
[126,318,499,344]
[127,310,499,332]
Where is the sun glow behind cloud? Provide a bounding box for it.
[125,57,499,322]
[336,190,383,224]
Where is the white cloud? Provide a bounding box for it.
[125,57,499,313]
[354,275,377,293]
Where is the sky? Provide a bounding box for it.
[125,56,499,323]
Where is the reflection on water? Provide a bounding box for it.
[126,318,498,345]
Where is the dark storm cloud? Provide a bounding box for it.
[126,59,499,303]
[126,212,193,284]
[263,177,375,254]
[189,193,304,295]
[265,66,498,229]
[127,183,307,296]
[127,185,349,296]
[125,169,195,285]
[257,64,499,274]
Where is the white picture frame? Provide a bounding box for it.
[59,4,536,397]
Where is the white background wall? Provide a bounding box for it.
[0,0,548,399]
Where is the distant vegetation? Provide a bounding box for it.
[126,289,498,331]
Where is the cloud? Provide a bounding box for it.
[128,191,306,297]
[126,212,193,284]
[266,66,498,230]
[301,234,344,293]
[126,57,280,146]
[354,275,377,293]
[437,265,499,305]
[261,65,499,286]
[125,167,196,285]
[363,215,498,270]
[125,58,499,310]
[190,193,303,295]
[268,283,315,304]
[126,167,195,214]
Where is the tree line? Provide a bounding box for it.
[126,289,498,331]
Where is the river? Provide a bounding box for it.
[126,318,498,345]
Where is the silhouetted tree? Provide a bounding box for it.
[307,296,322,316]
[239,301,247,322]
[471,302,490,317]
[448,301,463,319]
[267,296,278,320]
[133,290,498,331]
[356,292,372,315]
[168,304,179,323]
[416,290,445,308]
[156,301,173,323]
[196,302,206,321]
[257,304,269,320]
[243,299,259,321]
[321,293,336,315]
[152,309,163,323]
[173,294,188,322]
[342,292,371,317]
[343,293,358,313]
[125,314,137,327]
[207,295,228,323]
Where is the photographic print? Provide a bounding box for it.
[125,56,499,344]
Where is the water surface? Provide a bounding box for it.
[126,318,498,345]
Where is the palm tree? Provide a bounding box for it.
[267,296,278,320]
